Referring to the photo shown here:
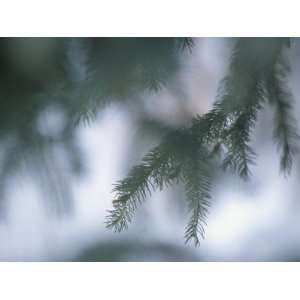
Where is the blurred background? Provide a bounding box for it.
[0,37,300,261]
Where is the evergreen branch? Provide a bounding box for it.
[268,72,299,174]
[105,148,167,232]
[265,40,300,174]
[183,146,212,246]
[222,102,262,179]
[107,38,297,246]
[274,96,299,174]
[106,128,215,245]
[105,130,188,232]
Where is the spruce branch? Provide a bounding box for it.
[107,38,298,246]
[221,99,263,179]
[105,130,190,232]
[106,128,215,245]
[273,95,300,174]
[262,46,300,174]
[183,145,212,246]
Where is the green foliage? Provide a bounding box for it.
[266,53,299,174]
[0,37,298,246]
[0,37,190,217]
[106,38,300,246]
